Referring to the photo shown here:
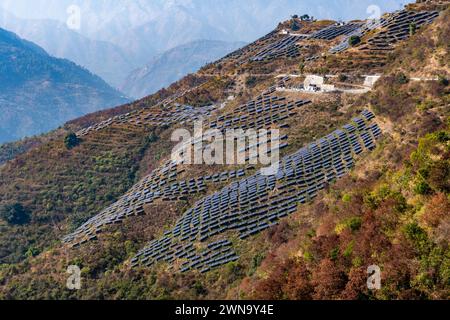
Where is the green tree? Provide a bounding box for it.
[26,246,41,258]
[409,23,417,36]
[348,35,361,46]
[414,179,431,195]
[193,281,207,295]
[299,61,305,74]
[64,132,80,150]
[0,203,31,225]
[301,14,310,21]
[245,76,257,88]
[396,72,409,84]
[291,20,300,31]
[339,74,348,82]
[438,75,449,86]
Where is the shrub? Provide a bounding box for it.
[193,281,207,295]
[435,131,450,143]
[330,247,340,261]
[348,36,361,46]
[64,133,80,150]
[438,75,449,86]
[343,241,355,258]
[0,203,31,225]
[338,74,348,82]
[342,193,352,202]
[249,253,265,275]
[352,257,363,267]
[428,161,450,193]
[307,229,316,238]
[26,247,41,258]
[422,193,449,228]
[335,217,362,234]
[147,133,158,144]
[363,185,391,209]
[348,217,362,232]
[245,76,257,88]
[403,222,429,253]
[298,62,305,74]
[416,99,434,111]
[301,14,310,21]
[396,72,409,84]
[291,20,301,31]
[409,23,416,36]
[414,180,432,195]
[225,262,245,283]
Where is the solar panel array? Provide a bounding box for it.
[77,104,215,137]
[359,10,439,52]
[60,8,407,273]
[63,89,311,246]
[130,109,382,273]
[250,35,307,62]
[215,30,279,65]
[208,96,310,132]
[75,82,210,137]
[132,238,239,273]
[329,19,385,53]
[62,161,253,246]
[246,10,438,59]
[311,22,364,40]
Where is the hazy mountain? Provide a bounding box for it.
[0,8,134,88]
[122,39,245,99]
[0,27,129,144]
[110,7,232,65]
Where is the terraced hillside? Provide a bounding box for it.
[0,1,448,300]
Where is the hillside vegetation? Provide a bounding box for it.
[0,2,448,300]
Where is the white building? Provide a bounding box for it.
[304,75,324,89]
[363,75,381,88]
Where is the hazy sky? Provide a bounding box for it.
[0,0,413,43]
[0,0,410,24]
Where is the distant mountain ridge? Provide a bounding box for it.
[0,0,407,43]
[122,39,245,99]
[0,27,129,144]
[0,8,135,87]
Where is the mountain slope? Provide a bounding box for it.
[0,28,129,144]
[0,1,448,300]
[122,40,245,99]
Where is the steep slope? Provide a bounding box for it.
[236,8,450,300]
[0,2,448,300]
[0,28,129,144]
[122,40,245,99]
